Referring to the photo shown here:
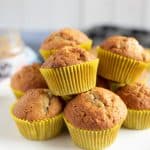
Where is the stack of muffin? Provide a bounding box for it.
[10,28,150,150]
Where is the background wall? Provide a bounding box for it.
[0,0,150,31]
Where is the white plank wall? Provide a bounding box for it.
[0,0,149,30]
[82,0,116,28]
[114,0,145,28]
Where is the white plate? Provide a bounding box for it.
[0,79,150,150]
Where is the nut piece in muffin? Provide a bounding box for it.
[116,82,150,110]
[13,89,63,121]
[40,28,91,50]
[64,87,127,130]
[11,63,48,93]
[41,46,96,68]
[100,35,146,61]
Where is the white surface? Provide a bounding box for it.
[0,79,150,150]
[0,0,150,30]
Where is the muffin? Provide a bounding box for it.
[11,63,48,98]
[64,87,127,150]
[40,28,92,60]
[98,35,148,84]
[116,82,150,129]
[40,46,99,96]
[10,89,64,140]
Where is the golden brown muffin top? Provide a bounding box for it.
[13,89,63,121]
[40,28,90,50]
[100,35,146,61]
[41,46,96,68]
[64,87,127,130]
[116,82,150,110]
[11,63,48,92]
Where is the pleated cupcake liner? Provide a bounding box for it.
[64,118,123,150]
[39,49,56,60]
[123,109,150,130]
[39,40,92,60]
[40,59,99,96]
[144,49,150,71]
[11,87,24,99]
[79,40,92,50]
[97,48,147,84]
[10,104,64,140]
[137,70,149,84]
[146,61,150,71]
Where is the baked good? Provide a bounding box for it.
[40,46,99,96]
[98,35,147,84]
[41,46,95,68]
[10,89,64,140]
[64,87,127,130]
[100,35,145,61]
[117,82,150,110]
[39,28,92,60]
[13,89,63,121]
[116,82,150,129]
[64,87,127,150]
[11,63,48,98]
[41,28,91,50]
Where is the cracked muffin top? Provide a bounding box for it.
[40,28,90,50]
[64,87,127,130]
[100,35,147,61]
[116,82,150,110]
[41,46,96,68]
[11,63,48,92]
[13,89,63,121]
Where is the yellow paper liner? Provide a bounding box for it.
[137,70,149,84]
[144,49,150,71]
[98,48,147,84]
[147,62,150,71]
[123,109,150,130]
[10,104,64,140]
[11,88,24,98]
[79,40,92,50]
[64,118,122,150]
[39,49,56,60]
[39,40,92,60]
[40,59,99,96]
